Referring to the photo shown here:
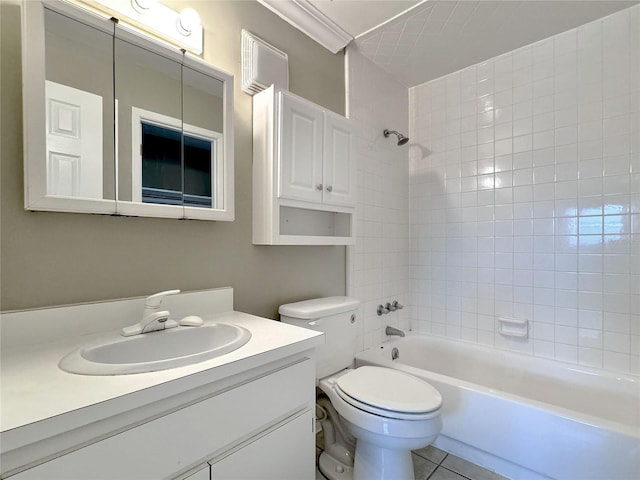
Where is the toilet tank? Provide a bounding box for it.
[279,297,360,379]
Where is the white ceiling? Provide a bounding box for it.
[308,0,639,87]
[308,0,421,38]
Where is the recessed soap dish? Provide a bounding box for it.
[498,316,529,338]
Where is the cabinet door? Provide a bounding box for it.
[211,410,314,480]
[278,93,323,203]
[323,112,355,207]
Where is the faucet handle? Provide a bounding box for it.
[392,300,404,310]
[144,290,180,309]
[377,304,390,316]
[386,302,397,312]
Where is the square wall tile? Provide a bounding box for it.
[407,5,639,373]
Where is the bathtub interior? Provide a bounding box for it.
[363,334,639,431]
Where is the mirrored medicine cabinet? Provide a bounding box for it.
[23,0,234,221]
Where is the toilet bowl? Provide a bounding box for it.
[320,367,442,480]
[279,297,443,480]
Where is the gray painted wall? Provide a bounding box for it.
[0,0,347,318]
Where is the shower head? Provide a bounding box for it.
[384,129,409,146]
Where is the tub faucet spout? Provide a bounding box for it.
[385,326,405,337]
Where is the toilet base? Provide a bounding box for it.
[354,441,414,480]
[319,450,354,480]
[320,441,419,480]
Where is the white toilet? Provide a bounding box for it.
[279,297,442,480]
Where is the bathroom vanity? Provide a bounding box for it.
[0,288,323,479]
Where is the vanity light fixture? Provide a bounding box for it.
[89,0,203,54]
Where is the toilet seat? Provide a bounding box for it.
[335,366,442,420]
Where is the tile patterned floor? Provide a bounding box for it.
[316,445,509,480]
[412,445,509,480]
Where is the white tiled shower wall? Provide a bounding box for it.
[409,5,640,373]
[347,49,411,352]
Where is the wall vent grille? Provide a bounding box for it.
[241,30,289,95]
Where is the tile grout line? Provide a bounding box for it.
[424,452,449,480]
[424,452,494,480]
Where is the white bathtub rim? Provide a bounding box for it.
[370,332,640,398]
[356,334,640,440]
[384,332,639,388]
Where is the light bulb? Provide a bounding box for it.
[131,0,157,14]
[176,7,200,36]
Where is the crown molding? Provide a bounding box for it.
[257,0,353,54]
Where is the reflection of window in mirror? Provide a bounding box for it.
[131,107,221,208]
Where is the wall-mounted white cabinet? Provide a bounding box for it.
[253,86,355,245]
[23,1,235,221]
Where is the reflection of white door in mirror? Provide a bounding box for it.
[45,80,102,198]
[131,107,222,209]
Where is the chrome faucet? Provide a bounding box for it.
[385,326,405,337]
[122,290,180,336]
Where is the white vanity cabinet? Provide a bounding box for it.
[9,357,316,480]
[210,410,313,479]
[253,86,355,245]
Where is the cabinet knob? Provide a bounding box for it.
[316,184,323,191]
[326,185,333,192]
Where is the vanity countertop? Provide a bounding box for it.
[1,311,322,433]
[0,288,323,473]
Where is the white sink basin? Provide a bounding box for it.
[59,324,251,375]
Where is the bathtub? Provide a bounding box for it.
[355,334,640,480]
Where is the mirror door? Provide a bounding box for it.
[182,62,229,218]
[113,30,184,218]
[23,4,116,213]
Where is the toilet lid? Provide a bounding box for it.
[335,366,442,415]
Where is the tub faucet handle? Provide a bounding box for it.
[392,300,404,310]
[386,302,397,312]
[377,304,390,316]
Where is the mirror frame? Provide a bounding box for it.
[22,0,235,221]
